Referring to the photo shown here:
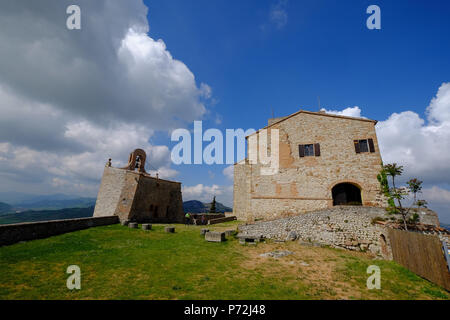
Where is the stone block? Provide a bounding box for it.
[128,222,138,229]
[165,226,175,233]
[205,231,225,242]
[142,224,152,231]
[286,231,297,241]
[236,234,263,243]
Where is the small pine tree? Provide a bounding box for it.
[209,196,217,214]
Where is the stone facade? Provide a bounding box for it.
[94,149,184,223]
[234,110,385,221]
[238,207,393,258]
[237,206,447,259]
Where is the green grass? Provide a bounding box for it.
[0,221,448,300]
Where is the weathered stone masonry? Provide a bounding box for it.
[238,206,447,259]
[238,207,393,258]
[234,110,386,221]
[94,149,184,223]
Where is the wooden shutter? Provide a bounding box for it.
[368,138,375,153]
[299,145,305,157]
[314,143,321,157]
[354,140,360,154]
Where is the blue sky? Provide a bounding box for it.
[144,0,450,212]
[0,1,449,222]
[146,0,449,125]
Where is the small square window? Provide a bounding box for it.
[304,144,314,157]
[359,140,369,153]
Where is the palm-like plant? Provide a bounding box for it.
[381,163,409,229]
[383,163,403,192]
[407,178,423,206]
[378,164,427,231]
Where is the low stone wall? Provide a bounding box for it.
[0,216,119,246]
[238,207,393,258]
[208,216,237,225]
[191,213,225,225]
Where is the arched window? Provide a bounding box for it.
[332,183,362,206]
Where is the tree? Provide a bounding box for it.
[378,163,409,230]
[377,163,428,231]
[209,196,217,214]
[407,178,423,206]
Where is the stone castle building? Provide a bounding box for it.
[93,149,184,223]
[234,110,385,221]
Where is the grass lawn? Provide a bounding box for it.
[0,221,448,300]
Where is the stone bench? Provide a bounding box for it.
[205,231,225,242]
[165,226,175,233]
[128,222,138,229]
[142,224,152,231]
[236,234,264,244]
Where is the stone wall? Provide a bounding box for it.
[238,207,394,258]
[130,173,184,223]
[94,167,184,223]
[0,216,119,246]
[208,216,237,225]
[234,110,385,222]
[411,208,441,227]
[93,167,128,217]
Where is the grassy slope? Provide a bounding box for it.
[0,222,448,300]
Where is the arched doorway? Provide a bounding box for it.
[332,183,362,206]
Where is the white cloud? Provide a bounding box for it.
[422,186,450,224]
[427,82,450,124]
[422,186,450,204]
[269,0,288,29]
[320,106,364,118]
[182,184,233,207]
[0,120,178,196]
[223,165,234,180]
[376,83,450,185]
[0,0,206,196]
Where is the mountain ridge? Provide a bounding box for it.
[183,200,232,213]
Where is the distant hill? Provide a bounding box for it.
[183,200,232,214]
[14,198,96,211]
[0,202,13,214]
[0,192,96,211]
[0,206,94,225]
